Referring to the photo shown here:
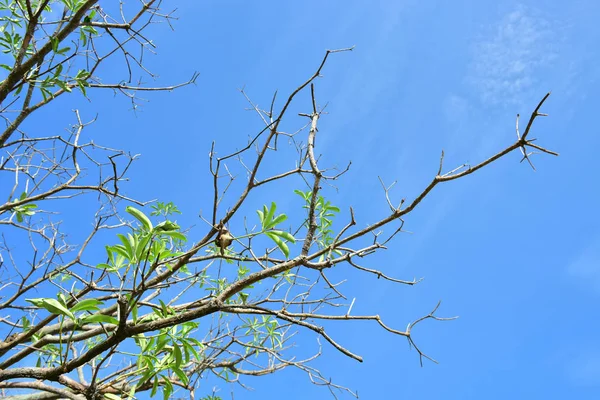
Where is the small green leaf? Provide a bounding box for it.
[256,209,264,223]
[172,365,188,384]
[50,36,58,52]
[72,299,104,313]
[264,213,287,229]
[239,292,249,304]
[173,343,182,367]
[160,231,187,241]
[182,340,200,361]
[57,46,70,55]
[265,232,290,258]
[26,298,74,319]
[154,220,180,232]
[162,377,173,400]
[265,202,276,226]
[109,245,129,261]
[116,236,134,260]
[135,233,152,261]
[151,375,159,397]
[268,230,295,243]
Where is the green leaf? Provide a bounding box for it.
[109,245,129,262]
[154,220,179,232]
[26,298,74,319]
[172,365,188,384]
[159,231,187,241]
[55,79,71,92]
[294,189,311,201]
[79,29,88,46]
[264,213,287,230]
[77,80,88,96]
[82,314,119,325]
[172,343,183,367]
[265,202,276,227]
[50,36,58,52]
[115,239,132,261]
[150,375,159,397]
[239,292,248,304]
[72,299,103,313]
[56,46,70,55]
[268,230,295,243]
[126,206,153,231]
[162,377,173,400]
[181,340,200,361]
[135,233,152,261]
[159,299,169,316]
[104,394,121,400]
[265,232,290,258]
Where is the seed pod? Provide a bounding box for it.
[215,224,233,255]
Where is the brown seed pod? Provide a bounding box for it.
[215,223,233,255]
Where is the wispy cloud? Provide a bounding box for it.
[468,5,559,107]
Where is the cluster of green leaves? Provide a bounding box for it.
[78,7,99,46]
[150,201,182,218]
[295,190,341,259]
[257,202,296,258]
[98,206,186,274]
[37,63,91,100]
[9,191,37,222]
[195,264,254,304]
[0,28,23,57]
[133,312,204,400]
[23,206,188,362]
[26,295,112,325]
[0,1,97,99]
[20,316,62,367]
[23,204,204,399]
[0,1,32,58]
[60,0,87,12]
[242,315,283,356]
[24,294,117,367]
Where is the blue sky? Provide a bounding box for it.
[7,0,600,399]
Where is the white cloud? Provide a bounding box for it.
[469,5,559,107]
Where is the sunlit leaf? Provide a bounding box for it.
[72,299,103,313]
[126,206,153,231]
[26,298,74,319]
[265,232,290,258]
[268,230,295,243]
